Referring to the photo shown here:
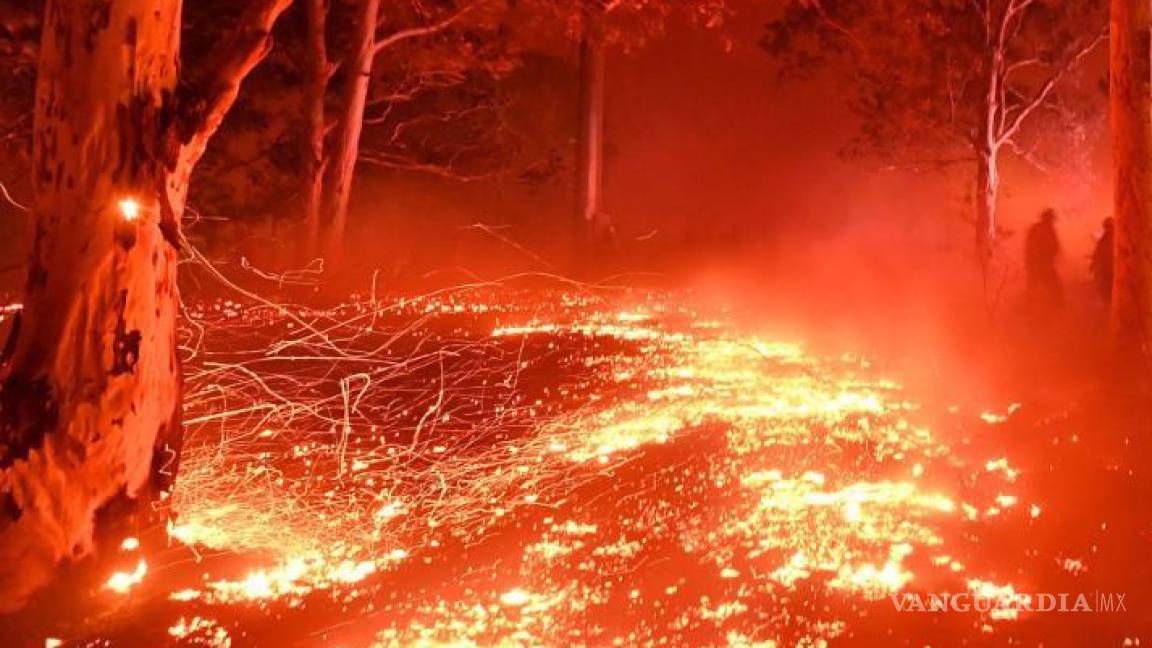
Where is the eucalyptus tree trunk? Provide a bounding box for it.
[974,145,1000,268]
[1110,0,1152,358]
[0,0,290,610]
[302,0,330,261]
[974,33,1004,270]
[324,0,381,262]
[574,7,606,268]
[0,0,186,611]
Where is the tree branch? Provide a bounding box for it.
[373,2,481,56]
[997,28,1106,145]
[804,0,866,53]
[358,151,503,181]
[173,0,294,168]
[1004,136,1049,173]
[1004,56,1041,78]
[1002,0,1036,38]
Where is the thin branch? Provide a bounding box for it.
[373,2,481,56]
[970,0,989,39]
[997,28,1107,145]
[1006,0,1038,19]
[388,102,498,144]
[805,0,866,52]
[1004,56,1041,78]
[358,151,504,182]
[1004,0,1033,43]
[1001,0,1036,41]
[364,102,398,126]
[1004,136,1049,173]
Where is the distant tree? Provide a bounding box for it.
[524,0,727,269]
[301,0,507,262]
[1110,0,1152,358]
[184,0,728,269]
[0,0,290,610]
[575,4,611,268]
[765,0,1106,269]
[303,0,727,266]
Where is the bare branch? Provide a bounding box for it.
[373,2,482,56]
[997,28,1106,145]
[1004,136,1050,173]
[364,102,398,126]
[1004,56,1042,79]
[1003,0,1036,31]
[804,0,866,53]
[388,102,497,144]
[358,151,503,182]
[969,0,989,39]
[363,69,470,124]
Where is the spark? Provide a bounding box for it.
[499,588,532,606]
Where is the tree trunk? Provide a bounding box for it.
[1110,0,1152,358]
[975,146,1000,267]
[324,0,381,262]
[574,7,606,269]
[0,0,185,610]
[0,0,290,610]
[301,0,329,262]
[975,29,1003,270]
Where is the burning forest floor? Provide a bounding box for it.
[3,284,1151,646]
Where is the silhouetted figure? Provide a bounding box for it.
[1025,208,1063,311]
[1090,217,1114,304]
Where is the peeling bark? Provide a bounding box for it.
[1110,0,1152,358]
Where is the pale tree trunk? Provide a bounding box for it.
[975,145,1000,267]
[324,0,381,262]
[302,0,330,262]
[0,0,290,610]
[1110,0,1152,358]
[975,30,1003,269]
[0,0,185,610]
[573,7,608,271]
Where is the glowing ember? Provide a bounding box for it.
[72,288,1029,644]
[499,587,532,606]
[117,197,140,222]
[105,559,147,594]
